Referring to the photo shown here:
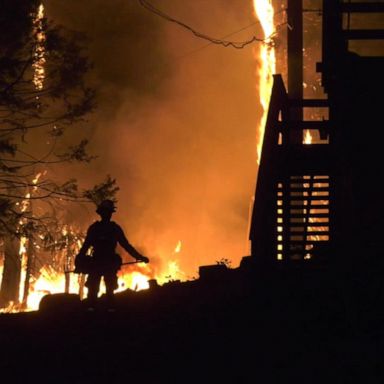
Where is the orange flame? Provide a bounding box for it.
[1,240,190,312]
[253,0,276,164]
[174,240,182,254]
[32,172,43,186]
[303,130,312,144]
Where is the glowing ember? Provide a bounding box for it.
[253,0,276,164]
[174,240,182,253]
[32,172,43,186]
[303,130,312,144]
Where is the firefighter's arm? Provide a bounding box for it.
[117,227,149,263]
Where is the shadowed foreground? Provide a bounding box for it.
[0,263,383,384]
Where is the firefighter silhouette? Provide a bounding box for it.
[75,199,149,307]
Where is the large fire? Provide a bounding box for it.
[0,3,280,313]
[1,167,187,313]
[0,240,185,313]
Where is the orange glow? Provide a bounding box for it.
[27,266,78,309]
[17,173,42,304]
[0,265,3,293]
[116,270,150,292]
[19,237,27,256]
[0,265,77,313]
[1,229,191,312]
[2,4,282,313]
[303,130,312,144]
[0,255,190,312]
[253,0,276,164]
[174,240,182,253]
[32,172,43,186]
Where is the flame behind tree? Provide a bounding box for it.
[19,173,42,308]
[0,1,281,311]
[0,0,106,308]
[0,236,189,312]
[0,0,96,234]
[0,171,120,311]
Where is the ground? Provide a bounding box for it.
[0,263,382,384]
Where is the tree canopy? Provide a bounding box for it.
[0,0,117,236]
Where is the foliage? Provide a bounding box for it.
[83,175,119,206]
[216,258,232,268]
[0,1,117,236]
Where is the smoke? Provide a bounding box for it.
[45,0,263,277]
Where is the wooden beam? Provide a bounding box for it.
[287,0,303,144]
[341,3,384,13]
[343,29,384,40]
[288,99,329,107]
[276,121,331,130]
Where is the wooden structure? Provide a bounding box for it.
[249,0,384,265]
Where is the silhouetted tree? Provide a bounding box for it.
[0,1,117,307]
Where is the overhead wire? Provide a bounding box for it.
[138,0,287,50]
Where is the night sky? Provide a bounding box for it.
[44,0,266,278]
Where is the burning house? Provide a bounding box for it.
[249,0,384,269]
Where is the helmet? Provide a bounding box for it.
[96,199,116,214]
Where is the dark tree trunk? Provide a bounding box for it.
[21,237,34,309]
[64,249,72,294]
[78,274,85,300]
[0,236,21,307]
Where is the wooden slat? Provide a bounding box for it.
[341,3,384,13]
[288,193,330,198]
[281,187,330,192]
[281,213,330,218]
[287,182,329,185]
[343,29,384,40]
[288,99,329,107]
[288,221,329,225]
[277,230,330,236]
[288,230,329,234]
[288,223,329,228]
[276,121,331,130]
[283,196,330,201]
[285,202,329,208]
[287,197,330,202]
[284,239,330,244]
[289,176,329,180]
